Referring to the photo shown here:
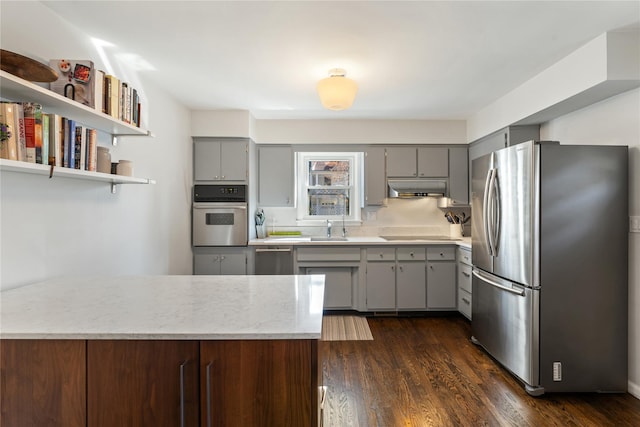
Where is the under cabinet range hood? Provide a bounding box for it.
[387,179,447,198]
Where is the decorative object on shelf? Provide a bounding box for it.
[116,160,133,176]
[0,49,58,82]
[96,146,111,173]
[49,59,95,107]
[317,68,358,111]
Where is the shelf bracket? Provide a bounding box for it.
[111,183,117,194]
[111,135,118,146]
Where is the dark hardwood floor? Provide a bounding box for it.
[322,316,640,427]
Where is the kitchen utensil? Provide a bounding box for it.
[255,208,265,225]
[445,213,454,224]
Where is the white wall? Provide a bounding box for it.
[0,2,193,290]
[254,119,466,145]
[540,88,640,398]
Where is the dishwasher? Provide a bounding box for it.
[254,246,294,275]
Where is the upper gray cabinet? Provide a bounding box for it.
[386,147,448,178]
[193,137,248,182]
[257,145,294,207]
[364,147,386,206]
[468,125,539,161]
[448,146,468,205]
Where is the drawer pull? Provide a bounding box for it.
[179,361,187,427]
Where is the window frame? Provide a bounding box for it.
[295,152,363,224]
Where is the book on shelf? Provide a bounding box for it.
[74,124,86,170]
[47,113,63,166]
[49,59,95,108]
[104,74,120,119]
[61,118,75,168]
[14,104,26,162]
[0,102,19,160]
[21,102,42,163]
[94,69,105,113]
[86,128,97,171]
[42,113,49,166]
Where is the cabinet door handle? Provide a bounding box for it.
[220,256,225,260]
[440,253,444,257]
[410,252,414,258]
[379,253,384,258]
[462,272,470,277]
[391,265,395,272]
[206,362,213,427]
[221,175,225,179]
[399,266,404,272]
[179,361,187,427]
[462,297,470,304]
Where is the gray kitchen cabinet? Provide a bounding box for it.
[193,251,247,275]
[385,147,416,177]
[365,247,396,310]
[386,147,448,178]
[396,247,426,310]
[365,147,386,206]
[306,267,353,309]
[365,247,427,311]
[365,261,396,310]
[448,146,469,205]
[193,137,248,182]
[457,247,472,320]
[417,147,448,177]
[296,247,361,310]
[258,146,294,206]
[468,125,539,161]
[426,246,457,310]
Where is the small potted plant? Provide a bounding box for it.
[0,122,11,158]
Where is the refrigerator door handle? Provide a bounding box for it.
[472,269,525,296]
[491,168,501,254]
[483,168,494,256]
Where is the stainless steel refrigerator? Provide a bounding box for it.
[471,140,628,396]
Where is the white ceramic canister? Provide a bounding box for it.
[96,147,111,173]
[116,160,134,177]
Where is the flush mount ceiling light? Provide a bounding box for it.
[317,68,358,111]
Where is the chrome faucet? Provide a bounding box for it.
[342,213,347,238]
[327,219,332,238]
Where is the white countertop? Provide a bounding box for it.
[0,275,325,340]
[249,236,472,249]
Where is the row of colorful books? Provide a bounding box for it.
[48,59,142,128]
[0,101,98,171]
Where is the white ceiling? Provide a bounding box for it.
[43,1,640,120]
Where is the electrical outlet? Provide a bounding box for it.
[631,216,640,233]
[553,362,562,381]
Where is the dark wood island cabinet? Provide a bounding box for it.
[0,275,324,427]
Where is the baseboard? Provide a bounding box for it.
[628,380,640,400]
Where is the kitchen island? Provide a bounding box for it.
[0,275,325,427]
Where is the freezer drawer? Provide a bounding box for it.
[471,269,540,392]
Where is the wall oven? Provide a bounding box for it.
[192,184,248,246]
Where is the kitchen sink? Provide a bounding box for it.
[380,235,461,241]
[310,237,349,242]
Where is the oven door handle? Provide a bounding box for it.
[193,203,247,209]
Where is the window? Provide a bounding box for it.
[296,152,363,223]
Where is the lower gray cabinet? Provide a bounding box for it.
[296,247,361,310]
[396,248,426,310]
[365,247,427,311]
[426,247,457,310]
[194,251,247,275]
[305,267,354,309]
[365,261,396,310]
[457,247,472,319]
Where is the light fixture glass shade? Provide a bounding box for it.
[317,69,358,110]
